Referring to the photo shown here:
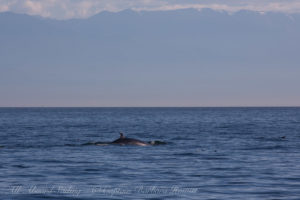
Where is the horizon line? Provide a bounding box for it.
[1,106,300,108]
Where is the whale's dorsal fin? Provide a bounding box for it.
[120,132,125,139]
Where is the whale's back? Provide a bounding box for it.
[111,137,149,146]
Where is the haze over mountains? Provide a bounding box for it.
[1,9,300,106]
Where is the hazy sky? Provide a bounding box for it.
[0,2,300,107]
[1,0,300,19]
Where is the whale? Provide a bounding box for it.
[111,133,150,146]
[82,133,166,146]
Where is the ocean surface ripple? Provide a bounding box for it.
[0,107,300,199]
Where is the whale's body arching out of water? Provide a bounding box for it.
[83,133,166,146]
[111,133,150,146]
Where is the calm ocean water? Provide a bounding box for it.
[0,107,300,200]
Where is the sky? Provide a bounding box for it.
[1,0,300,19]
[0,1,300,107]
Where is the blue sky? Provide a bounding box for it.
[0,2,300,107]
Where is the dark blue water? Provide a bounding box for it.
[1,108,300,200]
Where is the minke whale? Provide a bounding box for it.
[111,133,150,146]
[83,133,166,146]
